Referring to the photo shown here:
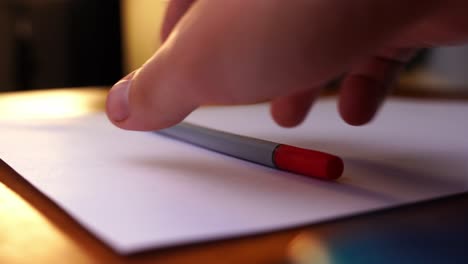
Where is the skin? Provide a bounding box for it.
[106,0,468,131]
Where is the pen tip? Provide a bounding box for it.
[273,145,344,180]
[326,156,344,180]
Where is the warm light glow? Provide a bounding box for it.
[121,0,168,73]
[287,232,332,264]
[0,88,106,120]
[0,88,109,263]
[0,183,94,263]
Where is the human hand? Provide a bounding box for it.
[106,0,468,130]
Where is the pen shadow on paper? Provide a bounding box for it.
[1,137,466,259]
[131,158,397,203]
[286,138,467,191]
[128,137,467,205]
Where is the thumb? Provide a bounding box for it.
[161,0,195,42]
[105,48,200,130]
[106,0,200,131]
[105,0,222,131]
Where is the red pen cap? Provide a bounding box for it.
[273,145,344,180]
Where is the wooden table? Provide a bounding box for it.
[0,87,467,264]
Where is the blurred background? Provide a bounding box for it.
[0,0,167,92]
[0,0,467,96]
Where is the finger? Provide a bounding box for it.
[107,0,433,131]
[161,0,195,42]
[106,52,200,131]
[105,70,137,121]
[270,89,320,128]
[106,0,197,130]
[338,48,417,126]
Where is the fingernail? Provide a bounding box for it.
[107,79,131,122]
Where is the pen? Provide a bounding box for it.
[156,122,344,180]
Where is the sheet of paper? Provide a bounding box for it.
[0,98,467,254]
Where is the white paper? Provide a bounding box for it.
[0,98,467,254]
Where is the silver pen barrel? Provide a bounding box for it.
[156,122,279,168]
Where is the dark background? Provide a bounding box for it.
[0,0,122,91]
[0,1,465,95]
